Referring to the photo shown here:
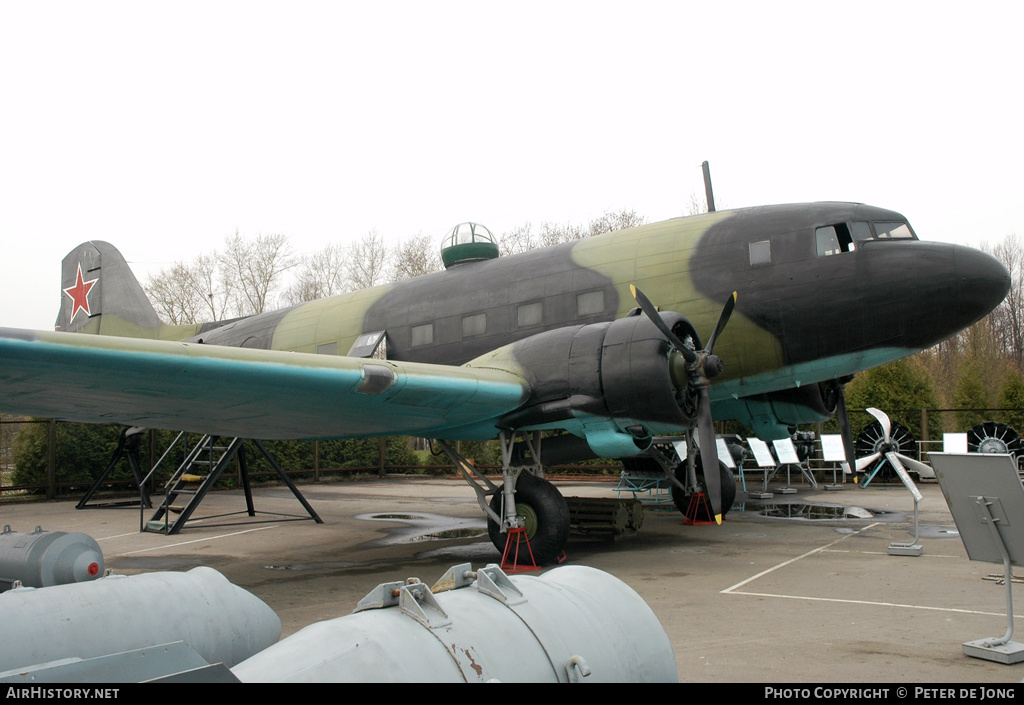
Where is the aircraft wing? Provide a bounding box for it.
[0,328,529,440]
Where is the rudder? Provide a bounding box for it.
[55,241,161,334]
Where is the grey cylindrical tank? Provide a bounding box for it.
[232,563,677,683]
[0,525,104,590]
[0,566,281,673]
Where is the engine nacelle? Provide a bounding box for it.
[493,312,701,457]
[716,382,839,440]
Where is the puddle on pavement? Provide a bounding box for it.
[741,502,892,521]
[356,512,488,545]
[263,512,490,571]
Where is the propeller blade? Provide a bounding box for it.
[696,387,722,524]
[866,407,891,443]
[703,291,737,354]
[629,284,696,363]
[629,284,735,524]
[854,451,882,484]
[836,385,857,477]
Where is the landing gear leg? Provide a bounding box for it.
[436,432,570,565]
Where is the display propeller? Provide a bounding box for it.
[630,285,737,524]
[854,407,932,485]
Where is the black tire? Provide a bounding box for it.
[487,473,570,565]
[670,459,736,521]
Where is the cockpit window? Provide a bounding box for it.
[815,226,842,256]
[816,219,916,256]
[851,221,873,242]
[874,221,916,239]
[816,223,855,255]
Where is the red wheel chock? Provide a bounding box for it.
[683,492,716,525]
[500,527,541,573]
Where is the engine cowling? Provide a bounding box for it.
[715,382,839,441]
[491,312,701,458]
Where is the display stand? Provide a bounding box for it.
[930,452,1024,664]
[883,451,925,556]
[771,438,817,491]
[745,438,775,499]
[819,434,849,490]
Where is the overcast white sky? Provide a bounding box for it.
[2,1,1022,330]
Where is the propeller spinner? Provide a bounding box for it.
[630,285,736,524]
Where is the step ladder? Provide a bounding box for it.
[144,435,241,534]
[142,436,322,535]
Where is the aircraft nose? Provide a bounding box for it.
[952,244,1011,324]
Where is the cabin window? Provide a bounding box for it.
[749,240,771,266]
[411,323,433,347]
[576,290,605,317]
[462,313,486,338]
[517,301,543,327]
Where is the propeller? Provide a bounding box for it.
[630,285,737,524]
[854,407,932,484]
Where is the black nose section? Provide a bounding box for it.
[953,244,1011,325]
[897,242,1009,351]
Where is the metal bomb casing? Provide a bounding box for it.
[232,563,678,683]
[0,525,104,591]
[0,566,281,673]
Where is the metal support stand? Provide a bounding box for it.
[143,437,322,535]
[823,464,846,491]
[78,426,152,509]
[961,496,1024,663]
[820,436,850,491]
[888,493,924,556]
[744,438,775,499]
[884,451,924,556]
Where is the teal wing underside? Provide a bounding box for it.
[0,328,529,440]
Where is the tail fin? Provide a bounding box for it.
[55,241,162,335]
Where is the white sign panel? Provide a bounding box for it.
[747,438,776,468]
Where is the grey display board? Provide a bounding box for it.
[930,452,1024,566]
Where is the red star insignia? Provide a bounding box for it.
[63,263,99,321]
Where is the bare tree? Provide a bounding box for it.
[146,249,239,324]
[391,234,442,282]
[193,252,234,322]
[686,191,729,216]
[220,232,297,315]
[146,261,205,325]
[988,233,1024,371]
[499,222,535,256]
[284,243,349,304]
[346,229,389,289]
[537,221,586,248]
[588,208,645,236]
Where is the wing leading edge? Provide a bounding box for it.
[0,328,529,440]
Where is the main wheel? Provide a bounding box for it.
[670,459,736,521]
[487,473,570,565]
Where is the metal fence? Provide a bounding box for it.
[3,408,1021,503]
[0,418,621,504]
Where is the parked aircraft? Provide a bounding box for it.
[0,203,1010,563]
